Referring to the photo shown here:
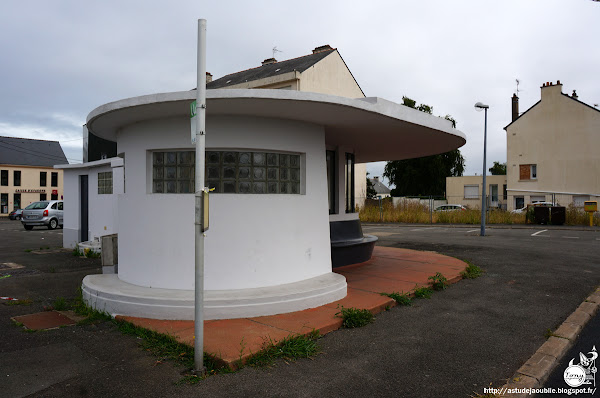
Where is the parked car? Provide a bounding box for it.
[511,202,556,214]
[8,209,23,220]
[21,200,64,230]
[434,204,467,212]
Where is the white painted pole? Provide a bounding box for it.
[194,18,207,375]
[480,108,488,237]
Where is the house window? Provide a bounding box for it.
[40,172,47,187]
[515,196,524,209]
[345,153,355,213]
[464,185,479,199]
[13,193,21,210]
[519,164,537,180]
[490,184,498,202]
[51,172,58,187]
[152,150,302,194]
[530,195,545,204]
[14,171,21,186]
[98,171,113,194]
[326,150,336,214]
[0,194,7,213]
[573,195,589,207]
[503,184,507,200]
[0,170,7,186]
[40,193,47,201]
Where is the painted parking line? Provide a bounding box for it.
[563,236,579,239]
[531,230,548,237]
[466,229,479,233]
[409,227,441,231]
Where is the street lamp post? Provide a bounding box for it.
[475,102,489,236]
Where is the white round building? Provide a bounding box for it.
[60,89,465,320]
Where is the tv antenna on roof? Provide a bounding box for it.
[272,46,283,59]
[515,79,521,96]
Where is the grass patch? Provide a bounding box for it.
[24,249,32,253]
[461,261,483,279]
[428,272,448,291]
[52,297,68,311]
[245,330,320,368]
[72,246,83,257]
[413,286,433,299]
[336,306,374,328]
[381,291,412,306]
[543,328,563,340]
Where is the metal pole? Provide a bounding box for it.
[480,108,488,236]
[194,18,207,375]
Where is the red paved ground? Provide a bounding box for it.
[117,246,467,368]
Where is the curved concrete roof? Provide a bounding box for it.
[87,89,466,163]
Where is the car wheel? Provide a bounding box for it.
[48,219,58,230]
[24,225,33,231]
[16,215,21,220]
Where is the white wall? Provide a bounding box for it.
[116,115,332,291]
[61,161,121,248]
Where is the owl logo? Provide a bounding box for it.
[564,345,597,388]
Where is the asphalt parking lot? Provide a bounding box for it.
[1,219,599,397]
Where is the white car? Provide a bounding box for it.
[511,202,555,214]
[434,204,467,212]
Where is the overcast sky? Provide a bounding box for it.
[1,1,598,186]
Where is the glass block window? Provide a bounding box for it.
[152,151,195,193]
[206,150,301,194]
[98,171,113,194]
[151,150,301,194]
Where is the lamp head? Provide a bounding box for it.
[474,102,489,112]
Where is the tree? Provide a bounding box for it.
[383,97,465,197]
[366,172,377,199]
[489,161,507,175]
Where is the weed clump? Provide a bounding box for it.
[413,286,434,299]
[461,261,483,279]
[336,306,374,328]
[428,272,448,291]
[381,291,412,306]
[246,330,320,368]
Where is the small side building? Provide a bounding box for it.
[446,175,508,209]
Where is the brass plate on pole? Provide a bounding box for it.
[201,190,209,232]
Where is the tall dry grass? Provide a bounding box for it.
[358,200,598,226]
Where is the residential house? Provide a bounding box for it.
[206,45,368,205]
[505,81,600,210]
[369,176,391,199]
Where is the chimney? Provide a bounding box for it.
[572,90,578,100]
[206,72,212,83]
[312,44,333,54]
[261,58,277,66]
[511,93,519,121]
[373,176,380,182]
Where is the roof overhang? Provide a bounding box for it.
[86,89,466,163]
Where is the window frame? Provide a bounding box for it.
[345,153,355,213]
[51,172,58,187]
[150,149,303,195]
[326,150,336,214]
[40,172,47,187]
[0,170,7,186]
[464,185,479,199]
[98,171,113,195]
[13,170,21,187]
